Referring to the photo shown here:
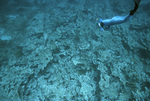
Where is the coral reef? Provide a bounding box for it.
[0,0,150,101]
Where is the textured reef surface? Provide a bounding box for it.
[0,0,150,101]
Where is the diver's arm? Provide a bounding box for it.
[102,14,131,26]
[98,0,141,30]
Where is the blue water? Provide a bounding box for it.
[0,0,150,101]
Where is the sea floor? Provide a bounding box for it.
[0,0,150,101]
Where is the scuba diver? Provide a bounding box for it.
[98,0,141,31]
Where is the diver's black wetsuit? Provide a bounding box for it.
[130,0,140,15]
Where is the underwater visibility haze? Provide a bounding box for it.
[0,0,150,101]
